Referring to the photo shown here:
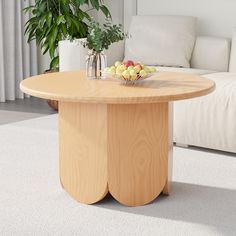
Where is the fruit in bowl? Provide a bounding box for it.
[104,60,157,83]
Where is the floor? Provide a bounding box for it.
[0,98,235,235]
[0,114,235,235]
[0,98,56,124]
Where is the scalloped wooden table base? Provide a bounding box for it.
[20,71,215,206]
[59,101,173,206]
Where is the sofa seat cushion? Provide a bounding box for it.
[154,66,216,75]
[174,72,236,153]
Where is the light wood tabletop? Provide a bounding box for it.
[20,71,215,206]
[20,70,215,104]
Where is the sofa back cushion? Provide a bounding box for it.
[191,36,231,72]
[125,15,197,68]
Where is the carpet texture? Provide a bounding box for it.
[0,114,235,236]
[0,110,47,124]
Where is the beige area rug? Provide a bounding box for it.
[0,114,235,235]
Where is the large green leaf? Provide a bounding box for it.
[24,16,38,28]
[49,44,56,58]
[90,0,99,10]
[39,14,47,28]
[61,24,68,37]
[48,26,58,49]
[22,5,34,13]
[46,12,52,27]
[65,15,72,27]
[41,43,49,55]
[56,15,65,25]
[50,56,59,69]
[79,0,88,4]
[100,5,111,19]
[38,1,46,13]
[71,18,81,32]
[80,10,91,21]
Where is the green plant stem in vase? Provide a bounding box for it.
[85,20,126,79]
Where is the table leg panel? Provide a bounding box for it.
[163,102,173,195]
[59,102,108,204]
[108,103,171,206]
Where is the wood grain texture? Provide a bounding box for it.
[162,102,173,195]
[20,71,215,104]
[59,102,108,204]
[20,71,216,206]
[107,103,170,206]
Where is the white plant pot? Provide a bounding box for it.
[59,39,88,72]
[59,39,125,72]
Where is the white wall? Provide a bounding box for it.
[97,0,125,65]
[97,0,124,25]
[123,0,137,32]
[137,0,236,38]
[38,51,50,74]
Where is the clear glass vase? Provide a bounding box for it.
[86,51,107,79]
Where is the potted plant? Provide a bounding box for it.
[23,0,111,70]
[85,20,126,79]
[23,0,110,110]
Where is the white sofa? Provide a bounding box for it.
[120,16,236,153]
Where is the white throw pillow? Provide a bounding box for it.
[125,15,197,68]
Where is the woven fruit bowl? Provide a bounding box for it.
[104,60,157,84]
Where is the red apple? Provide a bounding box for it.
[123,60,134,67]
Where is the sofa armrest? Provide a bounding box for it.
[191,36,231,72]
[229,27,236,72]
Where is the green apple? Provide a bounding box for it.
[130,75,137,81]
[104,67,110,73]
[117,65,127,72]
[115,73,122,78]
[122,70,130,79]
[139,69,147,77]
[127,66,134,71]
[110,66,116,75]
[143,66,151,73]
[149,67,157,73]
[116,69,123,77]
[115,61,122,67]
[129,69,137,77]
[134,65,142,73]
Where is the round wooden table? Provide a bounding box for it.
[20,71,215,206]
